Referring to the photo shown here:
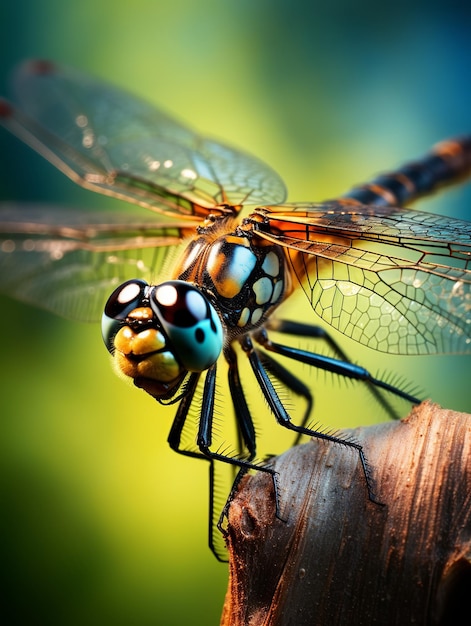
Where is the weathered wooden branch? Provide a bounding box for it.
[220,402,471,626]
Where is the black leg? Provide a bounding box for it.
[241,334,383,504]
[225,344,257,461]
[255,327,422,405]
[257,349,313,446]
[264,319,421,418]
[195,365,280,487]
[167,371,235,561]
[167,372,207,461]
[166,364,282,559]
[208,460,230,562]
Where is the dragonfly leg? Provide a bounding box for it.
[257,349,313,446]
[228,328,315,446]
[225,344,257,461]
[256,327,422,406]
[265,319,421,420]
[167,372,207,461]
[196,364,282,511]
[167,364,282,558]
[241,334,384,504]
[166,371,232,561]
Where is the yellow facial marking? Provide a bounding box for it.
[114,326,166,355]
[113,325,181,383]
[115,350,181,382]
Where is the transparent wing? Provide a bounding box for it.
[252,202,471,355]
[0,60,286,217]
[0,204,194,321]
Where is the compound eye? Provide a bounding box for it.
[150,281,223,372]
[102,279,149,352]
[104,279,148,319]
[152,282,207,327]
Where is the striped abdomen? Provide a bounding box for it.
[338,136,471,207]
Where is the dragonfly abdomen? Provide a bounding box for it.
[339,136,471,207]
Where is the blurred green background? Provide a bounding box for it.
[1,1,471,624]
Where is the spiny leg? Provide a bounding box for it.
[252,326,422,500]
[225,344,257,461]
[166,372,230,561]
[167,363,282,558]
[265,318,420,423]
[197,363,283,524]
[257,349,313,446]
[241,334,385,504]
[217,346,257,532]
[167,372,203,459]
[255,327,421,488]
[255,328,422,405]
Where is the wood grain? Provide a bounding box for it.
[221,402,471,625]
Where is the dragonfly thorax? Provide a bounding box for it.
[102,279,223,399]
[173,229,290,340]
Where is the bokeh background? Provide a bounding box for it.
[1,1,471,624]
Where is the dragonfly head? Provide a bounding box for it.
[102,279,224,399]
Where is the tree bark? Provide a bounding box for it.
[220,402,471,626]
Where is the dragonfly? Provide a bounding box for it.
[1,60,471,560]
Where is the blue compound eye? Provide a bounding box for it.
[150,281,223,372]
[101,279,149,352]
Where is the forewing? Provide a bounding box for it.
[253,203,471,355]
[0,60,286,216]
[0,204,193,321]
